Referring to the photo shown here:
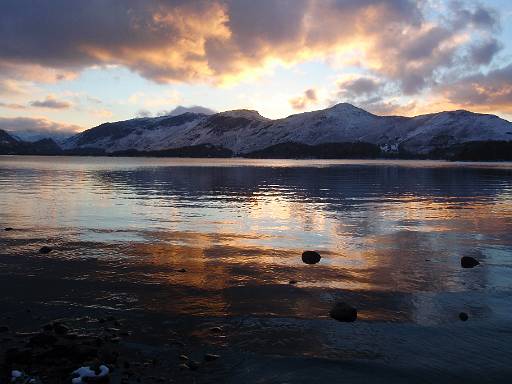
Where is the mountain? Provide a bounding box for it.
[61,103,512,159]
[0,129,63,155]
[9,129,73,143]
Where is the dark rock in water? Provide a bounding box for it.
[177,268,187,273]
[288,279,298,285]
[4,227,13,231]
[39,246,53,254]
[204,353,220,362]
[329,302,357,322]
[461,256,479,268]
[302,250,321,264]
[459,312,469,321]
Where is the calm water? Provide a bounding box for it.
[1,156,512,381]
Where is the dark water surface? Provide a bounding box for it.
[1,156,512,382]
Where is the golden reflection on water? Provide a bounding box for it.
[1,157,512,323]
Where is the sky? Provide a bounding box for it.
[1,0,512,137]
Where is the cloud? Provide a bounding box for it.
[337,77,382,98]
[0,116,82,139]
[440,62,512,113]
[289,88,318,110]
[0,0,508,123]
[468,38,502,65]
[0,0,495,90]
[0,101,26,109]
[166,105,216,116]
[136,109,153,118]
[30,95,71,109]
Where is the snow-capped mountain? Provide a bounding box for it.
[0,129,62,155]
[62,103,512,156]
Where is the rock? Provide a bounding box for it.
[39,246,53,254]
[177,268,187,273]
[459,312,469,321]
[301,250,321,264]
[288,280,298,285]
[461,256,479,268]
[204,353,219,362]
[4,227,13,231]
[0,325,9,332]
[329,302,357,322]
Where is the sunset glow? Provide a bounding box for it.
[1,0,511,137]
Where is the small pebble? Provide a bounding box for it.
[459,312,469,321]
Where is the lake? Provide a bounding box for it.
[1,156,512,383]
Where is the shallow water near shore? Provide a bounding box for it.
[1,156,512,382]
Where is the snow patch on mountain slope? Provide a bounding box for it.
[64,103,512,155]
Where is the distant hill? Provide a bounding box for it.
[0,129,62,155]
[2,103,512,160]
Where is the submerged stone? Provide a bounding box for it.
[302,250,321,264]
[459,312,469,321]
[39,246,53,254]
[4,227,13,231]
[329,302,357,322]
[204,353,220,362]
[461,256,479,268]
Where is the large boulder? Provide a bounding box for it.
[329,302,357,322]
[461,256,479,268]
[302,251,321,264]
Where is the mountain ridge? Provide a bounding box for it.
[2,103,512,160]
